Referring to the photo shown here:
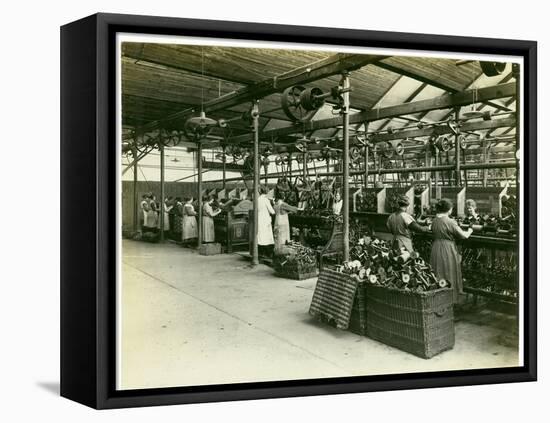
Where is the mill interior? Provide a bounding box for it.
[119,42,520,390]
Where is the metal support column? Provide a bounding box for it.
[252,101,260,266]
[454,108,461,186]
[159,135,165,242]
[425,146,432,201]
[364,123,369,188]
[434,148,439,198]
[222,145,227,191]
[132,144,139,233]
[342,72,351,262]
[197,144,203,247]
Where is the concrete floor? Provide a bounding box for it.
[119,239,519,390]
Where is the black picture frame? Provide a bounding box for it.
[60,12,537,409]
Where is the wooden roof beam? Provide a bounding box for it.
[134,53,386,133]
[375,59,511,112]
[228,82,516,143]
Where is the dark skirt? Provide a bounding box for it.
[173,215,183,233]
[430,239,463,303]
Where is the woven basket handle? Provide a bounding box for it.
[434,307,451,317]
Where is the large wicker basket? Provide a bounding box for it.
[365,285,454,358]
[348,281,367,336]
[275,264,319,280]
[309,268,364,331]
[273,255,318,280]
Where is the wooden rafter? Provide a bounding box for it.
[132,53,386,134]
[229,82,516,144]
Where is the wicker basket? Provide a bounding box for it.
[365,285,454,358]
[273,254,319,280]
[348,281,367,336]
[309,268,363,330]
[274,260,318,280]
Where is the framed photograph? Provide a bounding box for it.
[61,13,537,409]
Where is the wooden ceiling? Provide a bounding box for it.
[121,42,505,143]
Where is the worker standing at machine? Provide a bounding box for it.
[257,186,276,257]
[171,197,183,241]
[273,194,302,254]
[181,197,198,246]
[386,195,430,252]
[430,198,473,304]
[202,195,222,243]
[465,199,479,219]
[332,191,343,215]
[140,194,150,232]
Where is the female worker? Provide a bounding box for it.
[257,185,276,257]
[181,197,198,246]
[430,198,473,304]
[332,191,343,215]
[465,199,479,220]
[158,196,172,237]
[171,197,183,241]
[273,193,302,254]
[202,195,222,243]
[386,195,429,252]
[143,194,159,234]
[140,194,150,232]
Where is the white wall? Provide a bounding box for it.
[2,0,546,421]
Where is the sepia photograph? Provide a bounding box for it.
[116,33,523,391]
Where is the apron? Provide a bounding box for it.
[257,195,275,246]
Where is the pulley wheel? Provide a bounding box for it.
[480,61,506,77]
[378,141,394,159]
[458,134,467,150]
[392,141,405,156]
[349,146,363,162]
[299,87,325,111]
[281,85,318,123]
[437,135,453,152]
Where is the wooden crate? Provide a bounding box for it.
[199,242,222,256]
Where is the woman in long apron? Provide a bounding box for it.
[157,196,172,236]
[182,197,198,246]
[202,196,221,243]
[140,194,150,231]
[257,186,275,257]
[430,199,473,304]
[273,194,300,254]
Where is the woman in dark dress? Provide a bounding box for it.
[430,199,473,304]
[170,197,183,241]
[386,195,430,253]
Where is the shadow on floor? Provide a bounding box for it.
[36,381,60,396]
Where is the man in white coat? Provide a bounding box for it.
[257,186,275,257]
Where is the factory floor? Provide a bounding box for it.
[119,239,520,390]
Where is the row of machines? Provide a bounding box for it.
[350,184,519,307]
[207,187,253,253]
